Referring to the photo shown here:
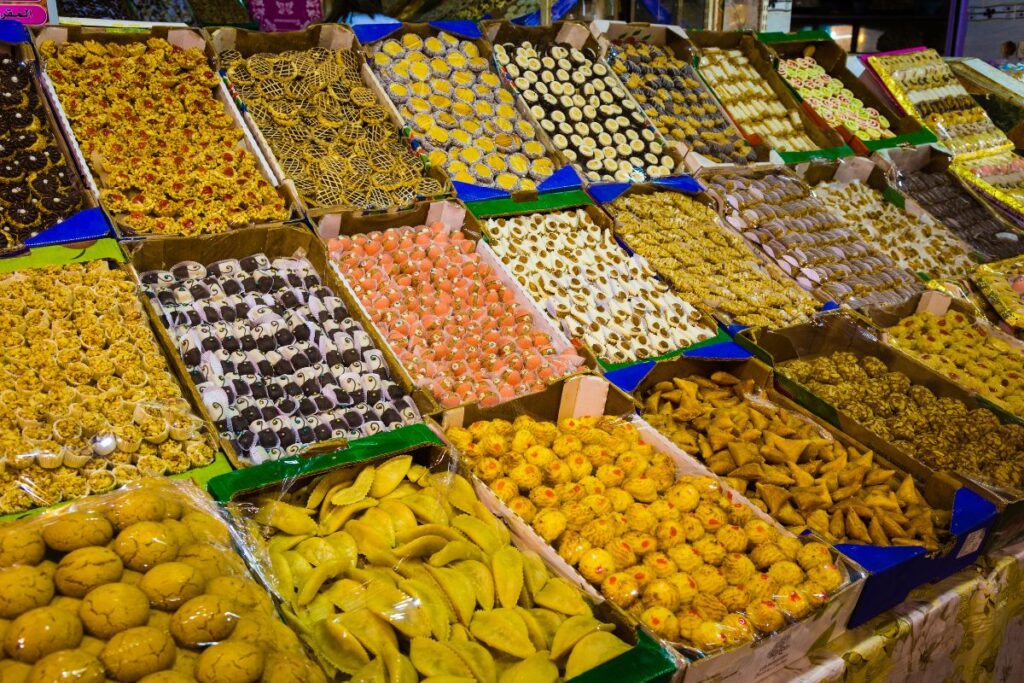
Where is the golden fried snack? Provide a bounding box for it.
[39,38,286,235]
[886,309,1024,415]
[607,191,818,328]
[783,352,1024,492]
[239,455,632,680]
[641,371,949,550]
[449,416,847,653]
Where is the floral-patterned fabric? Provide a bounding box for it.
[767,541,1024,683]
[246,0,322,31]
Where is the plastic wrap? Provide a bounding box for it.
[216,30,448,214]
[56,0,135,19]
[138,246,421,466]
[780,348,1024,496]
[482,208,717,365]
[447,413,856,657]
[701,168,923,309]
[0,43,88,258]
[227,449,639,681]
[604,42,759,165]
[0,478,326,682]
[811,180,975,280]
[367,27,563,194]
[0,260,220,517]
[884,154,1024,260]
[36,29,286,237]
[131,0,195,22]
[638,369,951,551]
[974,254,1024,328]
[951,151,1024,226]
[188,0,254,25]
[864,49,1012,159]
[604,189,819,329]
[326,213,584,410]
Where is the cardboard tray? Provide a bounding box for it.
[736,312,1011,551]
[438,374,866,683]
[354,21,583,205]
[0,38,108,253]
[209,23,454,234]
[31,24,292,239]
[207,419,679,683]
[685,31,853,164]
[622,352,976,627]
[314,198,593,416]
[757,31,935,155]
[480,19,687,189]
[121,223,428,469]
[590,178,821,335]
[592,21,776,171]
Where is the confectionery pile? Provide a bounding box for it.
[449,415,849,651]
[56,0,131,19]
[782,352,1024,491]
[188,0,253,24]
[897,164,1024,260]
[0,57,83,255]
[866,49,1009,156]
[139,253,420,464]
[327,220,584,408]
[885,310,1024,415]
[641,371,947,549]
[777,57,893,142]
[703,169,923,307]
[607,42,757,164]
[220,46,443,211]
[812,180,975,279]
[975,255,1024,327]
[0,262,215,515]
[0,480,326,682]
[371,31,554,192]
[698,47,818,152]
[606,190,819,328]
[493,40,675,182]
[953,151,1024,211]
[238,455,633,679]
[483,208,716,363]
[40,38,286,235]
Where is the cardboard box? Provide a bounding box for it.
[591,21,776,171]
[439,374,866,683]
[854,291,1024,551]
[621,351,980,627]
[469,189,731,371]
[0,37,108,253]
[757,31,935,155]
[208,420,679,683]
[315,198,592,416]
[736,312,1003,563]
[209,23,454,234]
[122,224,426,469]
[589,177,819,335]
[352,21,583,205]
[686,32,853,164]
[480,19,686,188]
[31,24,291,239]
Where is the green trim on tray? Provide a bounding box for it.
[466,188,594,219]
[778,145,855,164]
[0,452,234,524]
[207,423,443,502]
[567,631,677,683]
[860,127,937,152]
[598,327,733,372]
[756,30,832,44]
[0,238,124,273]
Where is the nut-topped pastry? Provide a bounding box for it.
[40,37,286,236]
[607,42,756,164]
[493,40,674,182]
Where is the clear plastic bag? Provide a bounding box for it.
[446,412,855,657]
[227,449,638,680]
[0,261,218,518]
[0,478,326,682]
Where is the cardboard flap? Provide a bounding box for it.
[426,200,466,230]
